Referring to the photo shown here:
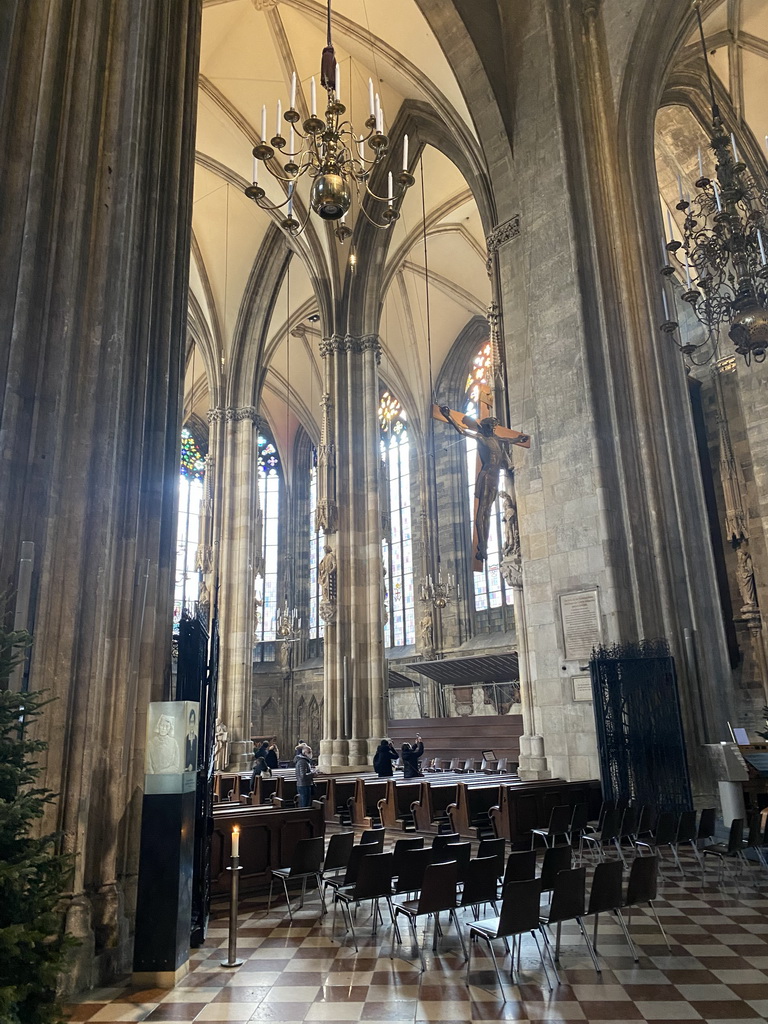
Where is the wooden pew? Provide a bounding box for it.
[350,777,388,826]
[324,776,358,823]
[447,781,503,839]
[211,801,325,896]
[410,779,458,832]
[378,779,423,830]
[489,778,602,846]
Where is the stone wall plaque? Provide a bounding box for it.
[571,675,592,702]
[559,589,601,661]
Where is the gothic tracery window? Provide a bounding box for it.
[309,446,325,645]
[380,392,415,646]
[174,428,206,626]
[465,342,512,611]
[254,430,281,660]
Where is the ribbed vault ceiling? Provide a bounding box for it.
[187,0,491,473]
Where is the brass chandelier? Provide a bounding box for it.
[244,0,413,236]
[660,1,768,365]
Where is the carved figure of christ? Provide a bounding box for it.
[433,403,530,573]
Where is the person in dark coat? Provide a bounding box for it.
[373,739,399,777]
[294,743,316,807]
[401,735,424,779]
[265,742,279,770]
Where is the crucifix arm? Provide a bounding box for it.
[438,405,473,437]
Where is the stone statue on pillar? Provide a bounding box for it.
[319,544,337,623]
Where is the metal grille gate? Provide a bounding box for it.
[589,639,693,813]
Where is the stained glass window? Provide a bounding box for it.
[309,447,325,643]
[464,344,513,611]
[380,392,415,647]
[254,430,281,658]
[174,428,205,626]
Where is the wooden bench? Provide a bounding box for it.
[349,777,389,827]
[378,778,424,830]
[211,802,325,896]
[410,779,458,832]
[489,778,602,846]
[447,781,505,839]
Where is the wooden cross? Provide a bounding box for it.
[433,401,530,573]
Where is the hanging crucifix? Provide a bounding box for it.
[433,389,530,573]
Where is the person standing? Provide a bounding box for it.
[373,739,399,777]
[401,735,424,779]
[294,743,316,807]
[265,741,280,771]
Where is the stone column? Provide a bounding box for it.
[0,0,201,989]
[216,406,260,769]
[318,334,385,767]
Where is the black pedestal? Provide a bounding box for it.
[133,784,195,981]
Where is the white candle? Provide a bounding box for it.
[368,78,375,117]
[232,826,240,858]
[290,71,296,110]
[374,93,381,132]
[289,124,294,156]
[731,132,739,163]
[288,182,293,217]
[357,136,365,161]
[276,99,281,137]
[261,104,267,141]
[379,107,384,134]
[683,250,691,288]
[402,133,409,171]
[662,288,670,321]
[765,135,768,154]
[759,229,767,266]
[252,153,258,184]
[388,171,393,207]
[677,173,684,201]
[335,62,340,101]
[698,147,704,178]
[661,235,669,264]
[310,76,316,116]
[713,180,722,212]
[666,208,675,241]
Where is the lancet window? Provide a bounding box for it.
[174,428,206,625]
[308,446,325,646]
[380,392,415,647]
[254,429,281,660]
[465,342,512,611]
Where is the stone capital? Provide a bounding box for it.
[225,406,261,424]
[486,215,521,272]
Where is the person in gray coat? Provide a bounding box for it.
[294,743,316,807]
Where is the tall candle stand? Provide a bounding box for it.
[221,853,244,968]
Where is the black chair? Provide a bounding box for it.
[332,851,398,952]
[636,804,657,840]
[531,804,572,850]
[743,812,767,870]
[360,828,386,848]
[393,846,434,897]
[624,853,670,949]
[459,856,499,920]
[321,831,355,885]
[696,807,716,850]
[582,808,622,863]
[392,836,425,880]
[393,860,467,970]
[466,878,553,996]
[588,800,614,833]
[539,844,572,895]
[635,811,681,874]
[268,836,325,920]
[615,805,639,864]
[539,865,600,980]
[431,832,462,852]
[478,837,506,881]
[702,817,747,885]
[586,857,636,961]
[323,842,375,906]
[502,849,537,887]
[567,803,590,862]
[674,809,699,872]
[433,840,471,883]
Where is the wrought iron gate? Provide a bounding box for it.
[589,639,692,813]
[177,608,219,946]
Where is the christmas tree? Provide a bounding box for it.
[0,626,76,1024]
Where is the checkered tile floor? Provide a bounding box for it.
[67,834,768,1023]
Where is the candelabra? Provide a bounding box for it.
[275,599,300,641]
[244,1,414,236]
[420,571,455,610]
[659,2,768,365]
